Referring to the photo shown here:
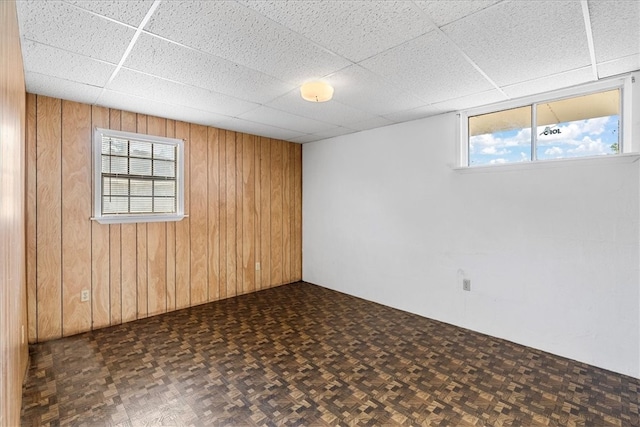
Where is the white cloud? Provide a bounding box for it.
[567,136,609,155]
[470,128,531,149]
[544,146,563,156]
[481,146,510,155]
[489,158,507,164]
[537,116,614,144]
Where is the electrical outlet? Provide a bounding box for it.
[81,289,90,302]
[463,279,471,291]
[255,262,261,271]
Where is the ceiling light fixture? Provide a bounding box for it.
[300,81,334,103]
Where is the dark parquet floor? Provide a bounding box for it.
[21,282,640,426]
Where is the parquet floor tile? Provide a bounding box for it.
[22,282,640,426]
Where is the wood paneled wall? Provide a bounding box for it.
[0,0,29,425]
[26,94,302,343]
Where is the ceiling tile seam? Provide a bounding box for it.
[410,1,508,100]
[137,29,295,89]
[263,99,366,128]
[234,114,335,136]
[500,64,594,91]
[61,0,138,31]
[25,70,103,104]
[232,0,358,69]
[580,0,599,81]
[349,28,439,66]
[116,66,264,112]
[426,0,507,28]
[95,0,162,106]
[97,87,237,122]
[597,54,640,66]
[20,37,119,67]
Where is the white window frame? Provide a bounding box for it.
[93,127,185,224]
[458,74,635,168]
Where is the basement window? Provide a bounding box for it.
[93,128,185,224]
[460,77,632,167]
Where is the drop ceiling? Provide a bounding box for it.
[16,0,640,143]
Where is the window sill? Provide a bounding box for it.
[91,213,187,224]
[452,153,640,174]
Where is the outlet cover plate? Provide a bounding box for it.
[463,279,471,291]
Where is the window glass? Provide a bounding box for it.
[536,89,620,160]
[468,105,532,166]
[94,128,184,224]
[466,87,622,167]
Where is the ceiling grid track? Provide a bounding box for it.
[581,0,599,82]
[410,1,508,101]
[95,0,162,105]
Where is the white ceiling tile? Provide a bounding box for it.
[215,118,306,141]
[597,54,640,79]
[239,106,335,134]
[16,0,639,140]
[382,105,445,123]
[22,40,115,87]
[348,116,395,132]
[99,89,233,128]
[124,34,294,104]
[144,1,351,84]
[588,0,640,64]
[265,90,378,127]
[502,67,595,100]
[64,0,155,27]
[25,71,103,105]
[442,1,591,87]
[290,127,357,144]
[413,1,502,27]
[326,65,426,116]
[105,69,260,117]
[359,31,494,104]
[239,1,434,63]
[17,0,135,63]
[431,89,507,112]
[289,134,323,144]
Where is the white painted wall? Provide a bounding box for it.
[303,111,640,378]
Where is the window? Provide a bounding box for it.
[93,128,184,224]
[460,77,632,167]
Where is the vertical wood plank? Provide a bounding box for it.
[242,134,256,294]
[146,116,167,316]
[165,119,176,312]
[90,106,111,329]
[190,124,208,305]
[208,127,220,302]
[36,96,62,341]
[218,131,227,300]
[225,130,237,297]
[260,137,271,289]
[108,109,122,325]
[136,115,148,319]
[27,94,304,340]
[61,100,92,336]
[293,143,303,281]
[270,139,283,287]
[1,4,28,421]
[288,142,297,281]
[236,133,244,294]
[253,136,262,290]
[25,93,37,342]
[282,142,292,285]
[175,121,191,309]
[120,110,138,323]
